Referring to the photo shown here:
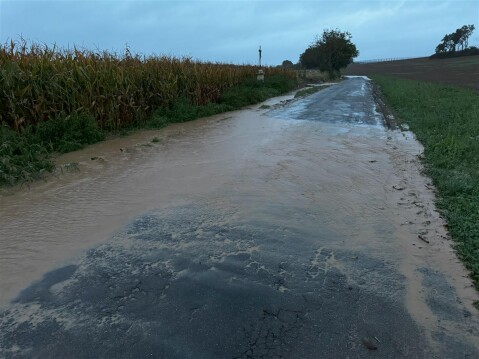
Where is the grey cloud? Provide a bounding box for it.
[1,0,478,64]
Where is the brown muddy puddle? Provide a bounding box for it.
[0,95,294,306]
[0,88,477,343]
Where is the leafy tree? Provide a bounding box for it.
[299,29,358,78]
[442,34,456,52]
[460,24,475,49]
[435,42,446,54]
[281,60,294,68]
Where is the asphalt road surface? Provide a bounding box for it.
[1,77,478,358]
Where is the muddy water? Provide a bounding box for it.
[0,95,294,306]
[0,81,478,354]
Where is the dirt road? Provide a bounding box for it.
[1,78,478,358]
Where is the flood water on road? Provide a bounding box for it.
[1,78,478,358]
[0,103,291,305]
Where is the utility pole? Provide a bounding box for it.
[257,45,264,81]
[258,46,262,68]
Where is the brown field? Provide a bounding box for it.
[343,55,479,90]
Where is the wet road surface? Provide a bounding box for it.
[1,77,478,358]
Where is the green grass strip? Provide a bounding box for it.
[373,76,479,290]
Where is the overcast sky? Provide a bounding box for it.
[1,0,478,65]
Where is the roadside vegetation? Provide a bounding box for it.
[373,76,479,290]
[294,86,328,98]
[0,40,296,186]
[295,69,331,86]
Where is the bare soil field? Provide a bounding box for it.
[344,55,479,90]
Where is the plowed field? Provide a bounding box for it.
[344,55,479,90]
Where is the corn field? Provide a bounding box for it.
[0,39,295,131]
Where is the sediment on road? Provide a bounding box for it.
[371,82,397,129]
[372,76,479,301]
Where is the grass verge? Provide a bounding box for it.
[373,76,479,290]
[1,74,296,187]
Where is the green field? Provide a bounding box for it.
[373,76,479,293]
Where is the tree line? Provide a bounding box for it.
[281,24,477,74]
[435,25,475,54]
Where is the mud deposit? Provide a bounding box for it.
[1,78,478,358]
